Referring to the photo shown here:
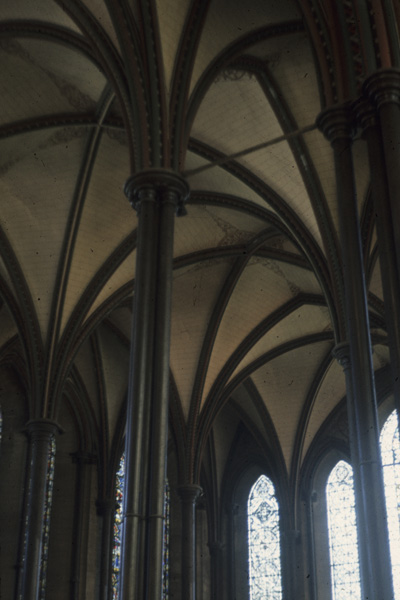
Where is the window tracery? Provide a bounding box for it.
[247,474,282,600]
[326,460,361,600]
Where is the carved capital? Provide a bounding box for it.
[177,484,203,505]
[316,104,355,144]
[25,418,61,440]
[352,97,377,134]
[363,68,400,109]
[332,342,351,371]
[124,169,190,216]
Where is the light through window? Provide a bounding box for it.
[247,475,282,600]
[326,460,361,600]
[380,410,400,600]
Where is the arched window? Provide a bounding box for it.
[247,474,282,600]
[39,436,56,600]
[111,453,170,599]
[380,409,400,599]
[326,460,361,600]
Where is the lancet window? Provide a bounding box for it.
[380,409,400,599]
[326,460,361,600]
[247,474,282,600]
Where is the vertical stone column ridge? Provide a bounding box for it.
[360,74,400,428]
[120,170,189,600]
[178,484,203,600]
[21,419,60,600]
[318,107,394,600]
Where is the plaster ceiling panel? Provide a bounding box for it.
[249,33,320,129]
[0,40,95,125]
[0,128,89,341]
[0,0,81,32]
[17,38,106,108]
[81,0,121,51]
[156,0,190,91]
[64,133,133,332]
[201,257,323,404]
[251,340,332,471]
[170,258,236,419]
[85,251,135,326]
[97,323,129,448]
[186,153,276,214]
[190,0,299,95]
[236,142,322,249]
[191,76,283,167]
[300,357,344,464]
[369,258,383,301]
[302,129,338,234]
[174,203,267,258]
[230,303,332,381]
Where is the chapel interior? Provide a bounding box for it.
[1,1,400,599]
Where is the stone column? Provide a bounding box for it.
[21,419,59,600]
[208,540,224,600]
[281,529,302,600]
[97,498,115,600]
[356,92,400,423]
[364,70,400,278]
[120,170,189,600]
[317,106,394,600]
[178,485,202,600]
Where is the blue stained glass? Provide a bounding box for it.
[380,410,400,600]
[247,475,282,600]
[39,436,56,600]
[326,461,361,600]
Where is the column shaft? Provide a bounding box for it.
[178,485,202,600]
[364,71,400,423]
[318,107,394,600]
[21,419,58,600]
[120,170,189,600]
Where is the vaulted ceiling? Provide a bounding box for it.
[0,0,392,497]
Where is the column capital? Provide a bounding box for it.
[316,104,355,144]
[363,68,400,109]
[352,97,377,134]
[124,169,190,216]
[25,418,61,438]
[177,484,203,504]
[332,342,351,371]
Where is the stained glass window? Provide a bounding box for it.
[39,436,56,600]
[247,475,282,600]
[380,410,400,599]
[111,453,170,600]
[326,460,361,600]
[112,452,125,599]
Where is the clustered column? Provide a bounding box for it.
[21,419,59,600]
[120,170,189,600]
[318,107,394,600]
[178,484,203,600]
